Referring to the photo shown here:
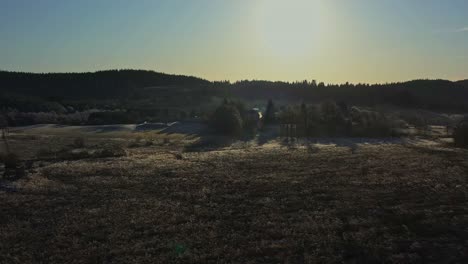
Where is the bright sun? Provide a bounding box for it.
[254,0,323,58]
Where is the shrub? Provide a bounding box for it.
[63,150,93,160]
[276,103,399,138]
[127,140,140,148]
[1,153,26,179]
[211,103,243,136]
[37,143,126,161]
[72,137,85,148]
[453,120,468,148]
[2,153,19,169]
[48,148,90,160]
[163,138,171,145]
[95,145,126,158]
[349,107,397,137]
[36,147,54,158]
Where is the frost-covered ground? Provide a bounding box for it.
[0,127,467,263]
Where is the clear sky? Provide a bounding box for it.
[1,0,467,83]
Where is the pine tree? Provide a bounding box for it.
[264,99,276,125]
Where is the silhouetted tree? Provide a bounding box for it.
[320,101,346,136]
[210,103,243,136]
[263,99,276,125]
[454,119,468,148]
[0,114,9,152]
[310,80,317,88]
[338,101,349,116]
[300,102,308,133]
[1,70,468,114]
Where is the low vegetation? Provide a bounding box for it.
[0,90,466,263]
[210,100,403,138]
[72,137,85,148]
[454,119,468,148]
[35,143,126,161]
[0,152,25,179]
[0,131,467,263]
[210,101,244,136]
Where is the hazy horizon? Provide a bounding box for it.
[2,68,468,85]
[1,0,468,83]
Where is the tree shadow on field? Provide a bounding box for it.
[184,131,259,152]
[183,135,237,152]
[404,143,467,161]
[80,125,135,133]
[313,137,404,146]
[155,121,207,136]
[257,128,279,146]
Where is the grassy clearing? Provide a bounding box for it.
[0,128,467,263]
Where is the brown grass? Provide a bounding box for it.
[0,131,467,263]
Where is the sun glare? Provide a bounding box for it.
[253,0,324,58]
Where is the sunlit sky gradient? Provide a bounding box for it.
[1,0,468,83]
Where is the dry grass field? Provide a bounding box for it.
[1,126,467,263]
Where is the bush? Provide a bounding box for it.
[211,103,243,136]
[127,138,153,148]
[59,149,93,160]
[127,140,140,148]
[276,103,399,138]
[36,143,126,161]
[61,145,126,160]
[349,107,396,137]
[1,153,25,179]
[36,147,54,158]
[95,144,126,158]
[454,120,468,148]
[72,137,85,148]
[1,153,19,169]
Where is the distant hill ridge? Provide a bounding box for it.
[456,79,468,88]
[1,69,468,111]
[0,69,210,99]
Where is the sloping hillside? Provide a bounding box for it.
[456,79,468,88]
[0,70,211,99]
[1,70,468,112]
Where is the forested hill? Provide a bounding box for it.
[1,69,468,112]
[0,70,211,99]
[229,79,468,111]
[456,79,468,89]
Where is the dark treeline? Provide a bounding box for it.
[0,69,210,99]
[228,79,468,112]
[1,70,468,113]
[0,70,218,123]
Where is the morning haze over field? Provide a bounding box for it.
[1,0,468,83]
[1,1,468,263]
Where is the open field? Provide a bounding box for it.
[1,126,468,263]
